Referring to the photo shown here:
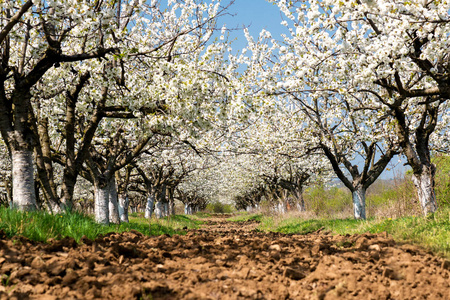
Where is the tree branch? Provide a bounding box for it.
[0,0,33,45]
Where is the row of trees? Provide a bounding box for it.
[1,0,449,221]
[0,0,243,224]
[227,0,450,218]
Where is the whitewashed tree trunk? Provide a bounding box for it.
[412,171,438,216]
[145,194,155,219]
[94,183,109,225]
[154,201,163,218]
[163,202,169,217]
[108,178,120,224]
[185,204,193,215]
[11,150,37,211]
[352,187,366,220]
[277,202,286,214]
[48,201,62,214]
[118,194,129,222]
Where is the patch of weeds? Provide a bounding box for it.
[277,219,325,235]
[228,213,263,223]
[1,274,10,287]
[139,292,153,300]
[194,212,211,218]
[335,241,354,248]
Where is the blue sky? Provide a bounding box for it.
[222,1,284,33]
[219,0,287,50]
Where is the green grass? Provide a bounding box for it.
[228,213,263,222]
[193,212,212,218]
[0,207,203,243]
[129,214,203,233]
[2,205,448,259]
[229,208,450,258]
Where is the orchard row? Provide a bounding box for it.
[0,0,448,223]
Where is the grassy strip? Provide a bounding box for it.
[229,207,450,258]
[0,207,202,243]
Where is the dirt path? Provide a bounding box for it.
[0,216,449,299]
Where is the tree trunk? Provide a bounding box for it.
[412,166,438,216]
[163,202,169,217]
[145,194,155,219]
[108,177,120,224]
[61,171,77,211]
[94,183,109,225]
[159,185,167,218]
[154,201,163,218]
[167,188,175,215]
[34,117,61,213]
[34,151,61,213]
[275,201,286,214]
[118,194,129,222]
[295,189,306,212]
[169,199,175,215]
[352,187,366,220]
[46,197,62,214]
[34,180,42,210]
[4,181,12,208]
[11,150,37,211]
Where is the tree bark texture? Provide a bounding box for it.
[154,201,163,219]
[11,149,37,211]
[352,187,366,220]
[94,183,110,225]
[163,202,169,217]
[145,194,155,219]
[60,173,76,211]
[412,166,438,216]
[34,117,61,213]
[118,194,129,222]
[108,177,120,224]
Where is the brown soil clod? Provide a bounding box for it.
[0,215,449,299]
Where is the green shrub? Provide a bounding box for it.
[434,154,450,207]
[205,201,235,214]
[303,184,351,217]
[366,177,420,218]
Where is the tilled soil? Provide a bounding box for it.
[0,217,449,300]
